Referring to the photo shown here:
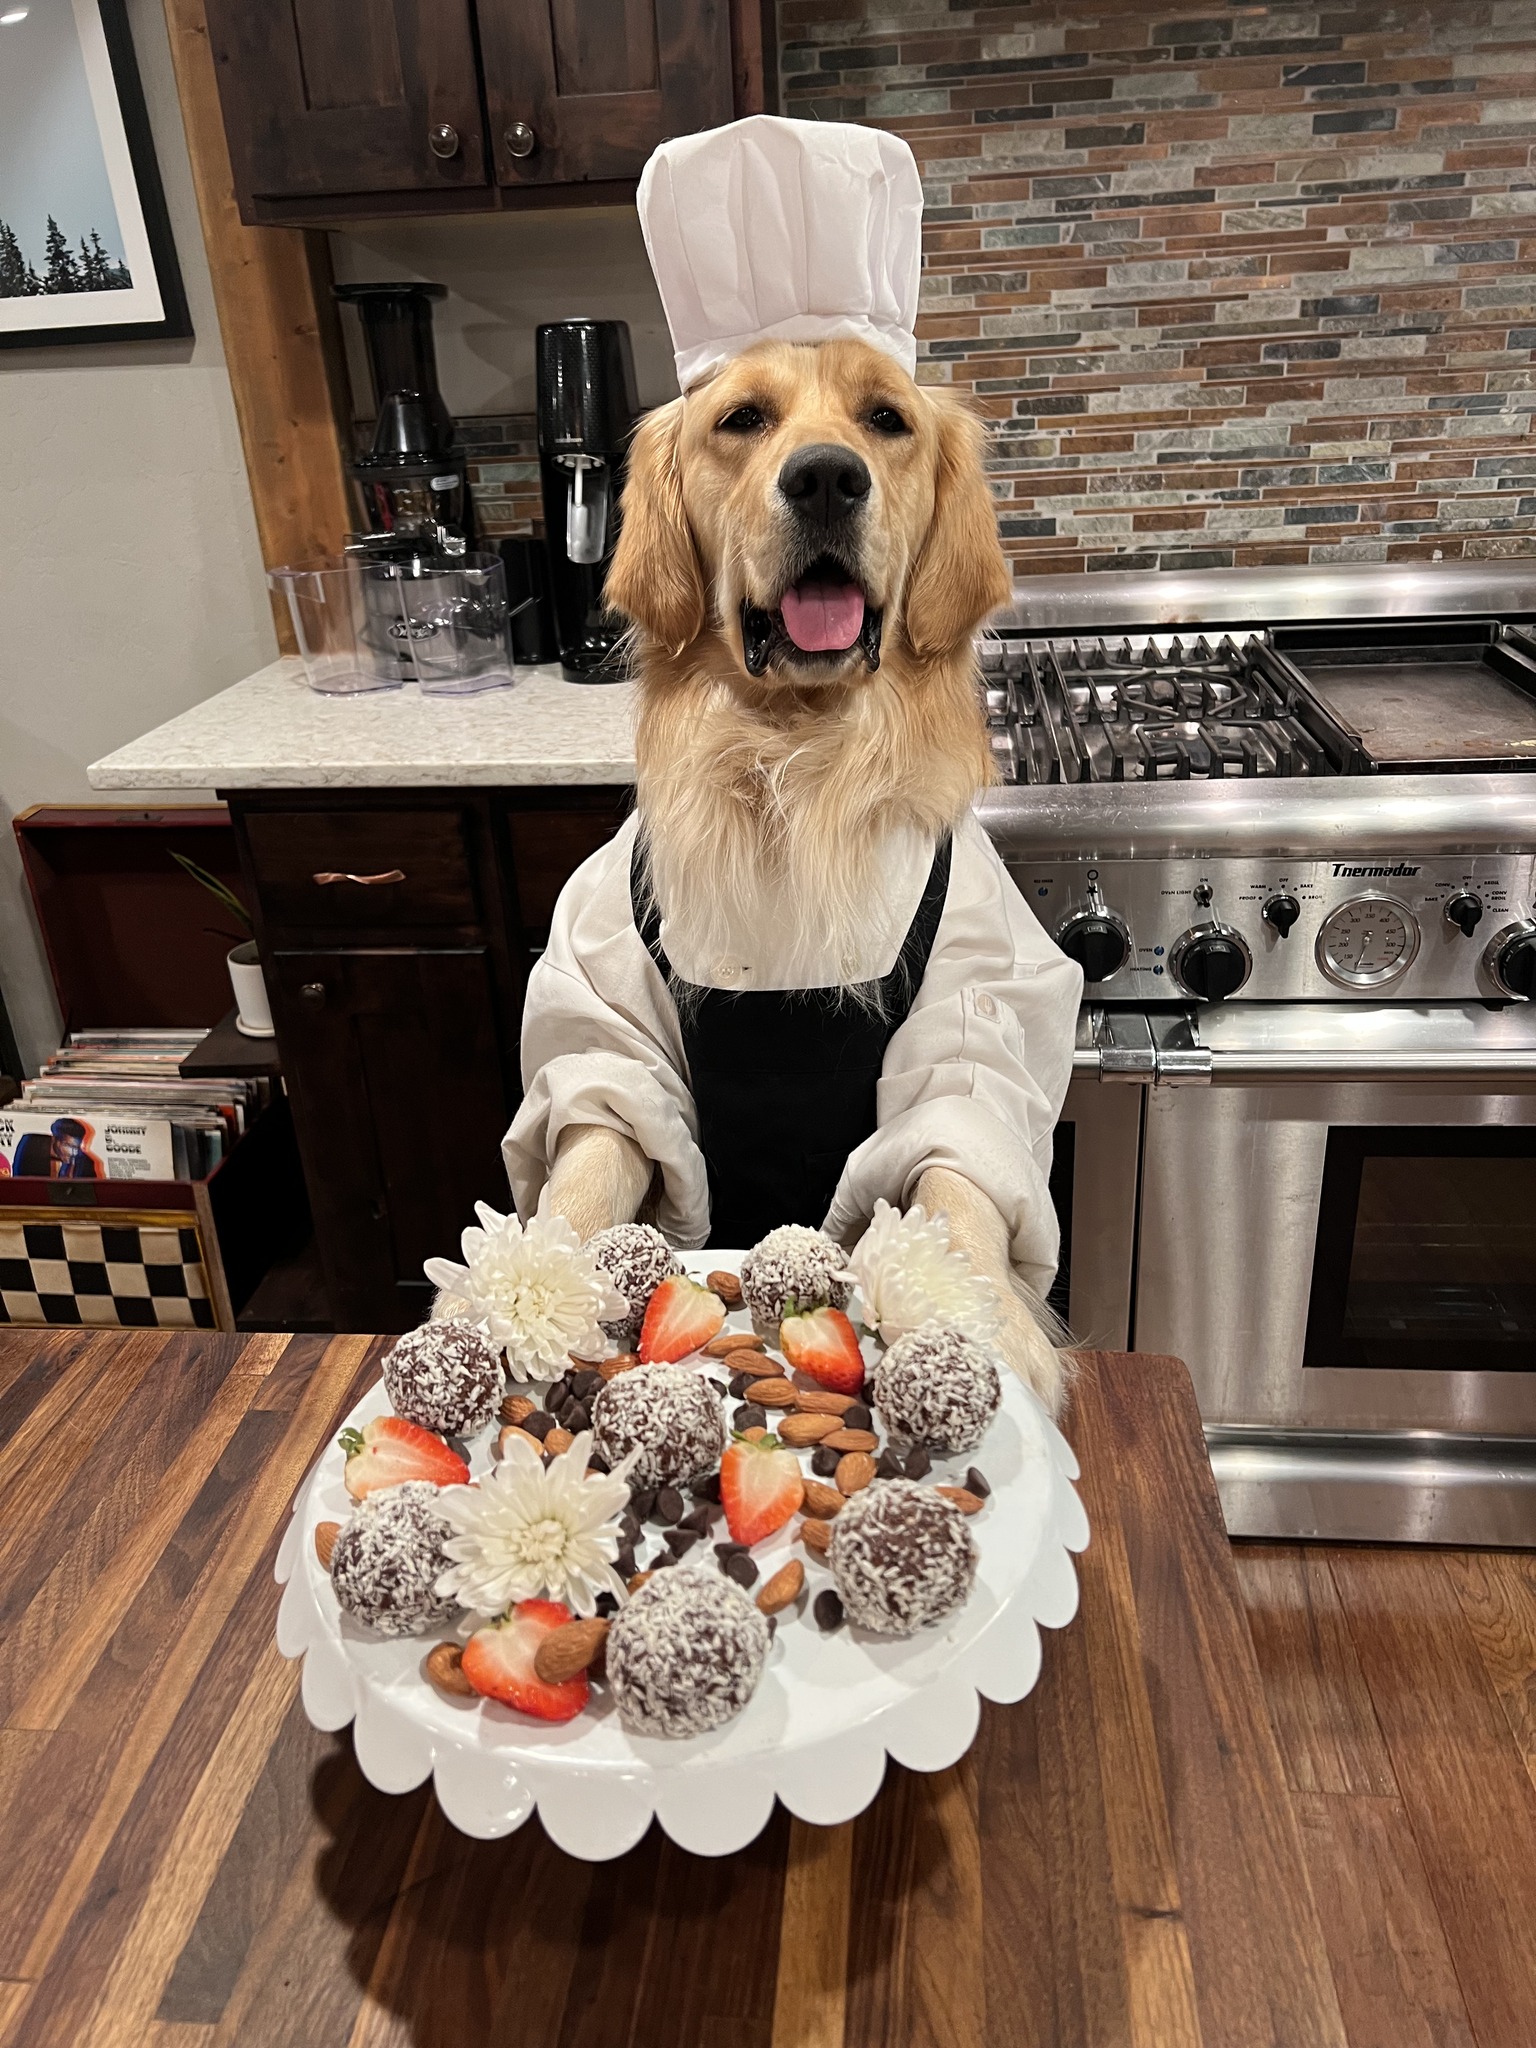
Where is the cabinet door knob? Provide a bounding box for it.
[504,121,537,159]
[299,982,327,1007]
[428,123,461,160]
[312,870,406,887]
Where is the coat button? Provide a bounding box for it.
[974,992,997,1019]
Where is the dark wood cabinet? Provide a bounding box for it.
[229,785,631,1332]
[203,0,770,224]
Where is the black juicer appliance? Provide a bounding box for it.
[536,318,639,681]
[334,281,475,556]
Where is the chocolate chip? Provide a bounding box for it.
[654,1486,686,1526]
[875,1450,904,1480]
[765,1614,778,1638]
[588,1451,609,1475]
[692,1472,723,1504]
[629,1484,656,1518]
[665,1527,699,1556]
[615,1545,636,1577]
[843,1403,872,1433]
[714,1540,746,1560]
[904,1447,931,1480]
[811,1446,840,1478]
[565,1401,591,1433]
[729,1372,751,1400]
[595,1590,618,1617]
[679,1504,713,1535]
[651,1549,676,1569]
[573,1369,603,1399]
[723,1551,759,1589]
[966,1466,991,1499]
[734,1404,766,1432]
[814,1590,845,1632]
[522,1410,555,1441]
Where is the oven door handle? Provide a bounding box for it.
[1204,1049,1536,1084]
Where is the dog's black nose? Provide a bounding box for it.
[777,443,872,528]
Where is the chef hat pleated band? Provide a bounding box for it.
[637,115,925,392]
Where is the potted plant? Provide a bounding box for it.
[170,854,273,1038]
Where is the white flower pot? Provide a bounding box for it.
[228,941,274,1038]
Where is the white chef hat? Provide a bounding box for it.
[637,115,923,392]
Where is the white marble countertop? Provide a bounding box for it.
[87,658,637,790]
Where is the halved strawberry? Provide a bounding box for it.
[460,1598,588,1722]
[340,1415,469,1501]
[721,1432,805,1546]
[780,1304,865,1395]
[639,1274,726,1363]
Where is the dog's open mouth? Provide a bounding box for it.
[741,556,883,677]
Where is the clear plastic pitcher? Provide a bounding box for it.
[268,553,515,695]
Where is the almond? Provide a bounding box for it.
[733,1353,785,1379]
[534,1617,609,1684]
[498,1424,544,1458]
[793,1389,855,1415]
[778,1411,841,1448]
[424,1641,476,1698]
[627,1570,654,1593]
[704,1330,766,1357]
[741,1424,768,1441]
[543,1426,575,1457]
[745,1376,797,1408]
[599,1353,641,1382]
[500,1393,535,1426]
[836,1451,877,1495]
[800,1516,833,1557]
[937,1485,984,1516]
[801,1479,845,1520]
[314,1520,341,1569]
[757,1558,805,1615]
[707,1270,745,1308]
[822,1427,878,1454]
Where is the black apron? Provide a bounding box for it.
[630,834,953,1249]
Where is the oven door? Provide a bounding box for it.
[1131,1003,1536,1542]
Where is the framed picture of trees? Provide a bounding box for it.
[0,0,189,349]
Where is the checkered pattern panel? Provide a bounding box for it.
[0,1219,215,1329]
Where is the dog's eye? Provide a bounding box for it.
[716,405,766,434]
[866,405,910,437]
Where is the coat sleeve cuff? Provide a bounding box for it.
[503,1051,710,1248]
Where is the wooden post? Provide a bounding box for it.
[160,0,354,649]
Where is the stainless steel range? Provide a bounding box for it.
[980,563,1536,1546]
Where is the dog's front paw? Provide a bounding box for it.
[991,1281,1071,1418]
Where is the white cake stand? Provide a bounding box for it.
[274,1255,1089,1861]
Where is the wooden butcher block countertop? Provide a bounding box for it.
[0,1330,1347,2048]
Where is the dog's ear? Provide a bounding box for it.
[903,396,1012,661]
[608,399,707,651]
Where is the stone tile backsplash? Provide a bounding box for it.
[778,0,1536,575]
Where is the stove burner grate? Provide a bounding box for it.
[981,632,1352,785]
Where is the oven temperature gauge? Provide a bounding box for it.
[1316,895,1421,987]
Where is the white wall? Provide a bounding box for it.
[0,0,274,1074]
[330,209,678,419]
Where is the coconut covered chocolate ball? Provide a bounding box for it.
[739,1224,851,1334]
[871,1322,1001,1455]
[606,1569,770,1737]
[828,1480,976,1637]
[329,1481,461,1638]
[382,1318,503,1437]
[591,1363,726,1490]
[589,1222,682,1350]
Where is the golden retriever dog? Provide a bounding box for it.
[535,337,1070,1411]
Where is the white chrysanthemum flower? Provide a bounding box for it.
[423,1204,628,1381]
[845,1198,1001,1346]
[435,1430,637,1618]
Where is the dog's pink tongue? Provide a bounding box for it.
[780,576,865,652]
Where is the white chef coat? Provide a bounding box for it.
[505,809,1083,1298]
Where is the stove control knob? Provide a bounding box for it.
[1446,892,1484,939]
[1171,922,1252,1002]
[1485,920,1536,1000]
[1056,910,1131,984]
[1262,894,1301,939]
